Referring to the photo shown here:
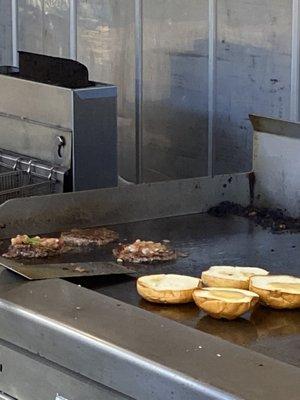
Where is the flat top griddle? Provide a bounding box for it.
[0,212,299,368]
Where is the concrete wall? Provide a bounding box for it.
[0,1,295,183]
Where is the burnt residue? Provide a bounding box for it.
[248,172,256,206]
[208,201,300,233]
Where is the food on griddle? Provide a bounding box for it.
[249,275,300,309]
[113,239,177,263]
[137,274,201,304]
[193,287,259,320]
[60,227,119,247]
[201,266,269,290]
[2,234,64,259]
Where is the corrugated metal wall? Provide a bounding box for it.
[0,0,296,183]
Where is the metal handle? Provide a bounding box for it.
[56,136,66,159]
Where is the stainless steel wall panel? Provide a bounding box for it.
[18,0,43,54]
[18,0,69,57]
[142,0,209,182]
[43,0,69,57]
[2,1,298,181]
[215,0,293,174]
[0,0,12,65]
[290,0,300,121]
[77,1,136,182]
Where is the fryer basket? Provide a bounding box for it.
[0,170,54,204]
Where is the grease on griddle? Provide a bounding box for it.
[61,227,119,247]
[208,201,300,233]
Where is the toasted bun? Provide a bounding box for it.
[201,266,269,290]
[193,287,259,320]
[137,274,201,304]
[249,275,300,309]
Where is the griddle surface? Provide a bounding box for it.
[76,213,300,367]
[1,212,299,366]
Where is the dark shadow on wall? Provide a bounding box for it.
[141,37,291,181]
[214,38,291,174]
[141,40,209,182]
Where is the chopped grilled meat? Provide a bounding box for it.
[113,239,177,264]
[60,227,119,247]
[3,234,64,259]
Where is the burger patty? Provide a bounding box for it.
[3,235,64,259]
[60,227,119,247]
[113,239,177,264]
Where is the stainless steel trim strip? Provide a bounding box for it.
[11,0,18,68]
[134,0,143,184]
[291,0,300,121]
[0,111,72,133]
[208,0,217,177]
[69,0,77,60]
[250,114,300,139]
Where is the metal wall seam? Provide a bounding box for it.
[291,0,300,121]
[11,0,18,67]
[69,0,77,60]
[208,0,217,177]
[135,0,143,184]
[41,0,45,54]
